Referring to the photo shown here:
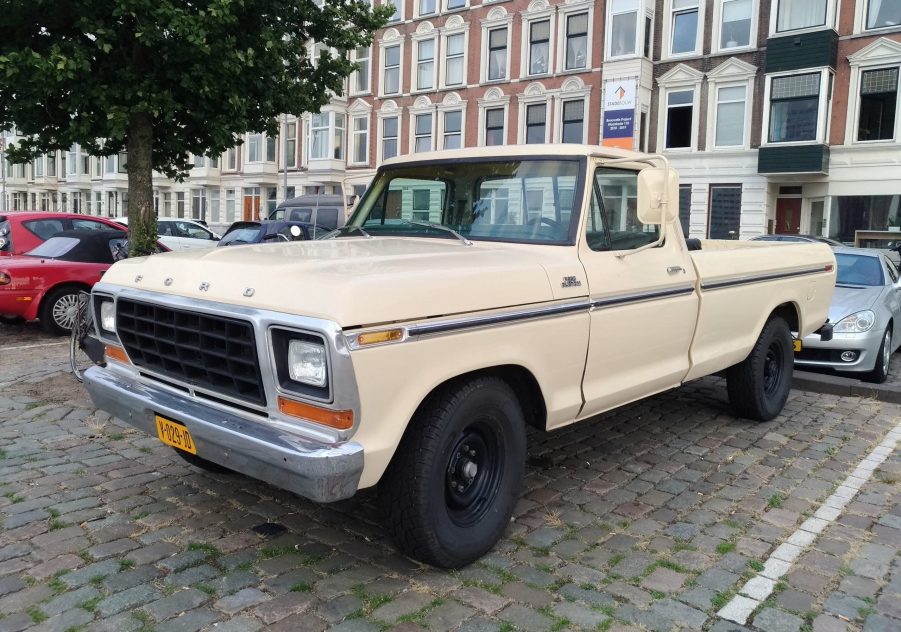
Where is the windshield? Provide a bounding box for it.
[349,158,584,244]
[836,253,884,287]
[219,226,263,245]
[26,237,80,258]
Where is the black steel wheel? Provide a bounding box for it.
[727,316,793,422]
[380,376,526,568]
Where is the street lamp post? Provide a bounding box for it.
[282,113,289,207]
[0,136,6,213]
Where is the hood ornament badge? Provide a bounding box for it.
[243,288,255,297]
[164,277,173,286]
[199,282,210,292]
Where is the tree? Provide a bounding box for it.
[0,0,390,254]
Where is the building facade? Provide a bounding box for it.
[2,0,900,241]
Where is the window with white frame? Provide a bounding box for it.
[285,122,297,168]
[105,154,116,173]
[47,152,56,177]
[775,0,827,33]
[334,114,346,160]
[309,113,330,159]
[445,34,465,87]
[386,0,401,22]
[34,156,43,178]
[665,90,694,148]
[419,0,436,16]
[485,108,505,145]
[266,135,276,161]
[561,100,585,143]
[608,0,639,58]
[417,39,435,90]
[384,45,401,95]
[720,0,753,49]
[670,0,700,55]
[352,115,369,163]
[354,47,371,93]
[488,28,508,81]
[383,116,399,159]
[565,13,589,70]
[529,20,550,75]
[714,85,747,147]
[447,0,466,9]
[247,133,262,162]
[858,67,898,141]
[226,147,238,170]
[193,154,205,168]
[415,113,433,152]
[67,146,78,177]
[768,73,821,142]
[867,0,901,30]
[443,110,462,149]
[525,103,547,143]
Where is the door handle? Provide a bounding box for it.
[667,266,685,274]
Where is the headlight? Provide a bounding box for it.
[99,300,116,333]
[287,339,327,387]
[833,310,876,333]
[0,237,7,249]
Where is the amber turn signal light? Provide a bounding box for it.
[356,328,404,346]
[104,345,130,364]
[277,396,353,430]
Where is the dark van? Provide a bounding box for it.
[269,195,347,230]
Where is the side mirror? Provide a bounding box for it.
[637,167,679,225]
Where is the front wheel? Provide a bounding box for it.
[865,328,892,384]
[727,316,793,422]
[380,376,526,568]
[40,286,85,335]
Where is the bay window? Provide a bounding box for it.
[768,73,820,142]
[415,113,433,153]
[382,116,399,160]
[715,85,747,147]
[488,28,508,81]
[671,0,700,55]
[775,0,827,33]
[384,45,401,95]
[417,39,435,91]
[608,0,639,58]
[445,34,465,87]
[309,114,329,160]
[721,0,752,49]
[247,133,262,162]
[443,111,462,149]
[529,20,550,75]
[867,0,901,30]
[665,90,694,149]
[565,13,588,70]
[858,67,899,141]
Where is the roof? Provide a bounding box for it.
[0,211,119,222]
[380,143,647,167]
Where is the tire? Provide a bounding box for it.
[40,286,88,336]
[173,448,232,473]
[865,328,891,384]
[380,376,526,568]
[727,316,793,422]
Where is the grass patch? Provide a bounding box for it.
[235,560,255,572]
[49,519,69,531]
[89,575,106,588]
[47,508,60,518]
[650,590,666,599]
[118,559,135,571]
[0,448,6,460]
[715,541,736,555]
[711,590,733,611]
[672,542,697,553]
[290,582,313,593]
[79,596,102,613]
[3,492,24,503]
[260,544,299,559]
[768,494,783,509]
[747,560,765,573]
[724,519,742,529]
[187,542,220,557]
[825,446,838,457]
[138,447,153,454]
[194,584,216,595]
[108,433,125,441]
[27,607,47,623]
[131,511,149,521]
[64,626,86,632]
[550,617,572,631]
[654,559,690,574]
[131,610,153,632]
[607,553,625,567]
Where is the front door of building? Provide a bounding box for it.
[775,198,802,234]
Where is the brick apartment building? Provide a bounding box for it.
[2,0,900,243]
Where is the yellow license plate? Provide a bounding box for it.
[155,415,196,454]
[793,339,803,352]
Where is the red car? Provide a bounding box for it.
[0,212,127,256]
[0,230,132,334]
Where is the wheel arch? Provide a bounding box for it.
[37,281,92,315]
[770,301,801,333]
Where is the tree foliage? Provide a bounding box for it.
[0,0,390,253]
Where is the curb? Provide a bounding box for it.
[793,369,901,404]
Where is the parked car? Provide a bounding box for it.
[0,231,133,334]
[218,221,328,247]
[82,144,837,568]
[0,212,127,257]
[750,234,845,246]
[795,247,901,383]
[269,194,347,230]
[114,217,219,250]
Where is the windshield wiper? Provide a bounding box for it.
[406,220,473,246]
[323,225,372,240]
[836,283,867,289]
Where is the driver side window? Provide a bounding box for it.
[587,168,659,252]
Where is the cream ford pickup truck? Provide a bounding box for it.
[83,145,836,568]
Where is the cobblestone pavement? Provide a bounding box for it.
[1,324,900,632]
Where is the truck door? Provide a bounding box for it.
[578,165,699,417]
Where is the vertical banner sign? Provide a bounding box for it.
[602,79,637,150]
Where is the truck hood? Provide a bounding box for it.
[828,285,885,323]
[102,237,562,327]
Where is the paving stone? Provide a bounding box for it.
[862,614,901,632]
[497,603,554,632]
[204,616,262,632]
[40,585,101,617]
[213,587,270,615]
[153,608,220,632]
[423,601,477,631]
[454,587,510,615]
[458,618,502,632]
[253,591,314,624]
[145,588,209,621]
[328,620,381,632]
[813,614,848,632]
[824,592,869,621]
[371,591,434,624]
[97,584,162,617]
[553,601,609,629]
[753,608,804,632]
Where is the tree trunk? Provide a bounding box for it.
[126,112,157,257]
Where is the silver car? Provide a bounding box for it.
[795,247,901,383]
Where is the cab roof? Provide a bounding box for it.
[380,143,647,167]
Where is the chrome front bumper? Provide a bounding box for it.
[83,366,364,503]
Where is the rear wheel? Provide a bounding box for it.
[865,328,892,384]
[380,376,526,568]
[40,286,86,335]
[727,316,793,422]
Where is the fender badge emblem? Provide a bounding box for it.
[561,276,582,288]
[199,282,210,292]
[164,278,173,286]
[243,288,255,297]
[134,275,143,283]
